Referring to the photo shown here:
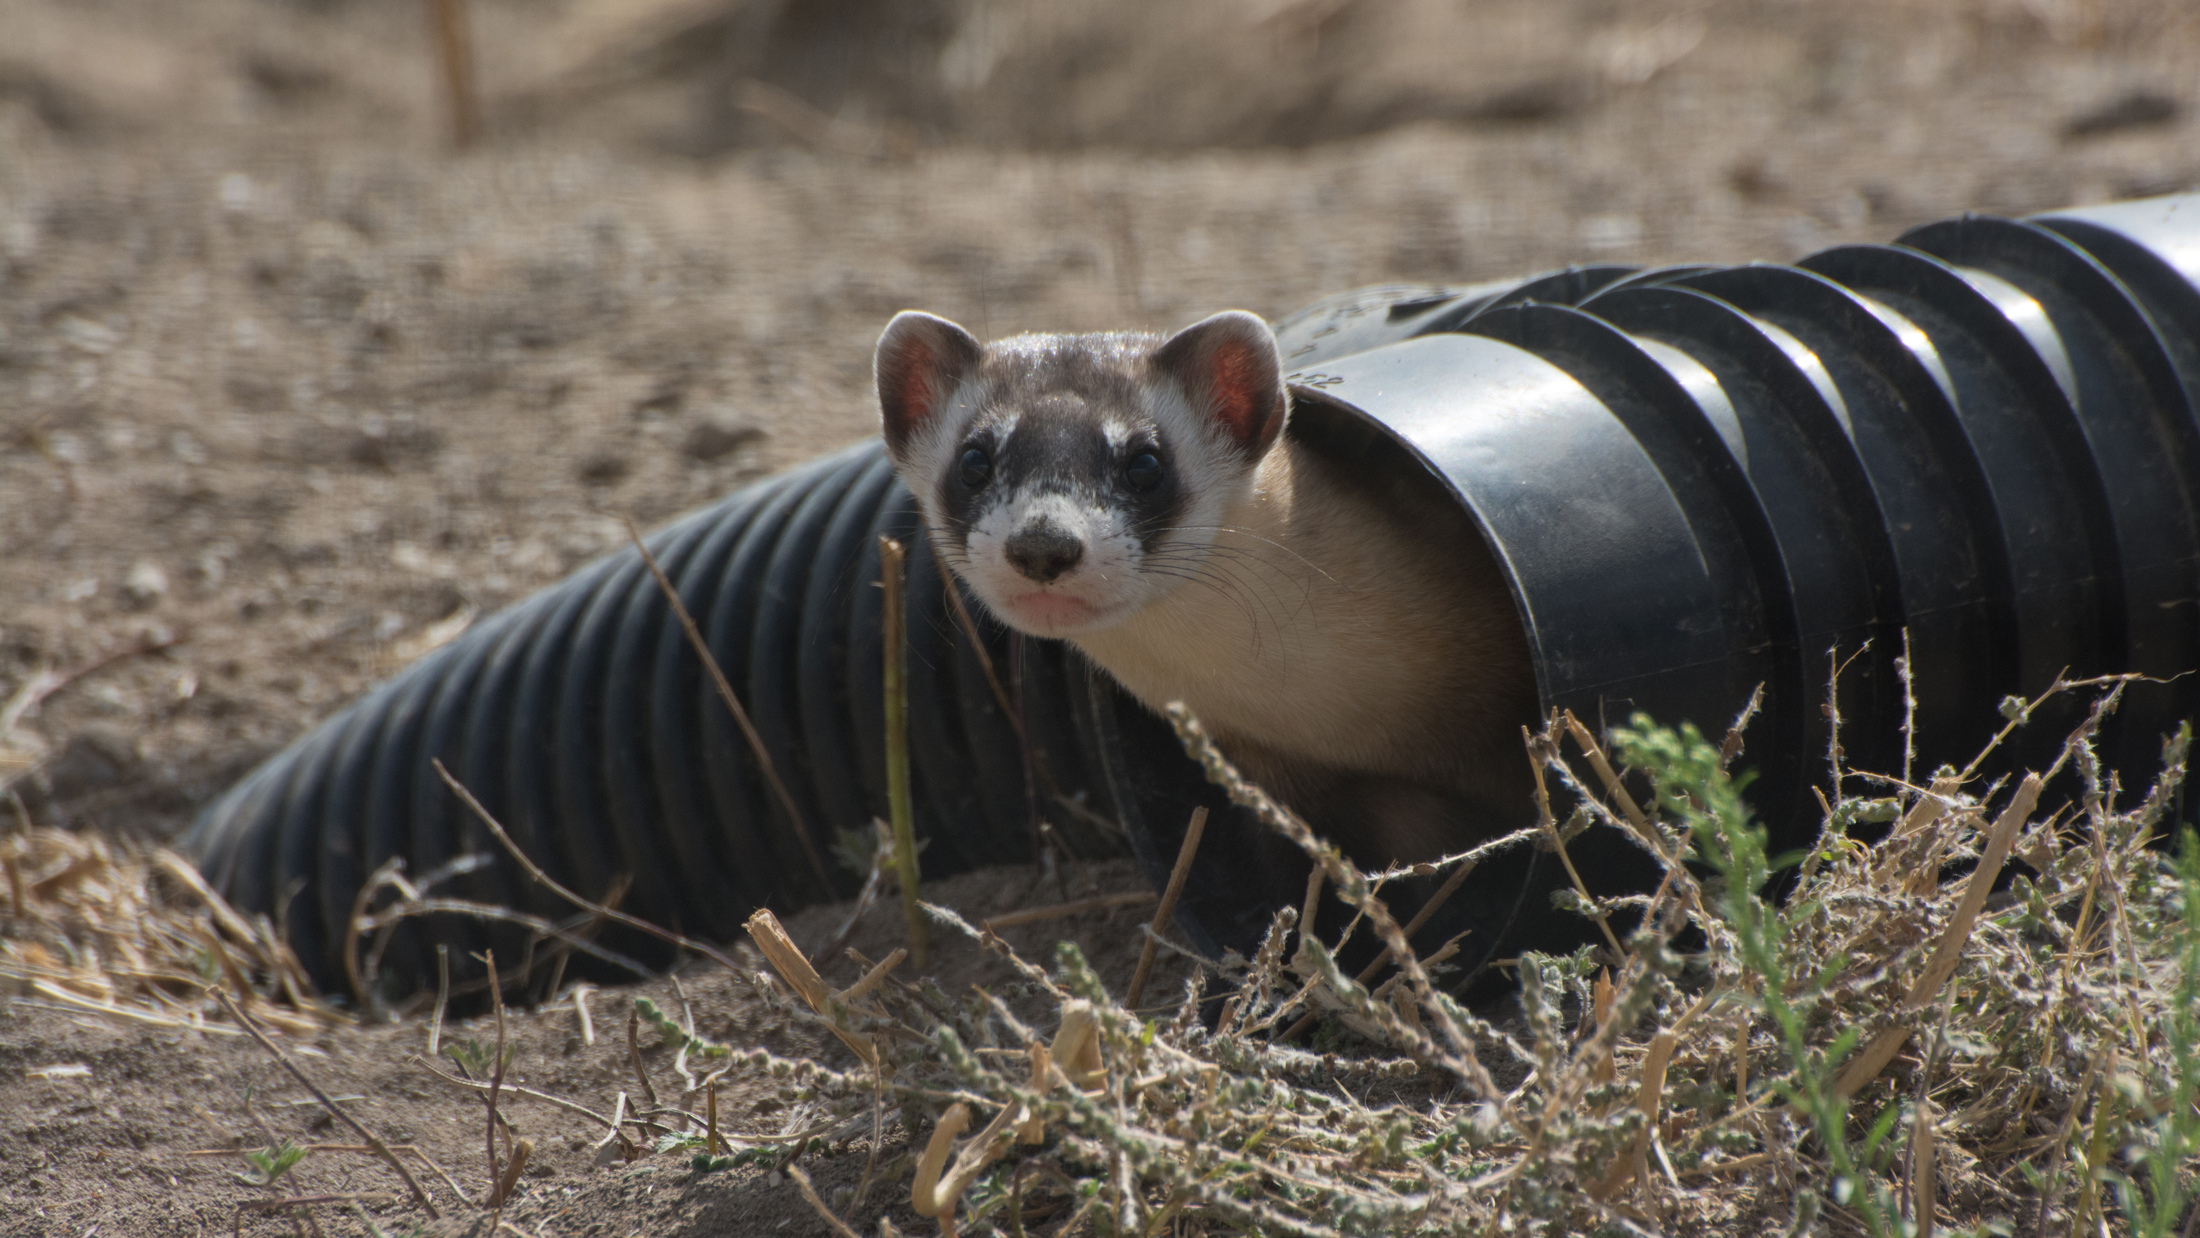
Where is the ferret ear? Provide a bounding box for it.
[1151,310,1287,458]
[876,311,983,458]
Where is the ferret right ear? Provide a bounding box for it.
[1151,310,1287,459]
[876,311,983,458]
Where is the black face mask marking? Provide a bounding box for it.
[931,410,1192,576]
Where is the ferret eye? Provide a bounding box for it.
[957,447,993,489]
[1124,452,1164,492]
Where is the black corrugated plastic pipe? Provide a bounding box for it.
[183,192,2200,1003]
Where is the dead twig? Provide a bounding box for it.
[494,1138,533,1212]
[0,627,184,742]
[622,516,830,892]
[880,535,927,966]
[485,949,511,1208]
[627,1004,661,1110]
[1833,774,2041,1099]
[1126,806,1207,1010]
[234,1192,397,1216]
[929,539,1060,860]
[429,945,450,1058]
[354,891,655,985]
[571,982,596,1046]
[423,0,479,148]
[787,1163,866,1238]
[1278,836,1477,1043]
[984,890,1157,933]
[815,822,892,963]
[930,539,1024,750]
[433,759,744,973]
[745,908,884,1068]
[1529,721,1626,957]
[414,1056,632,1134]
[208,986,438,1218]
[1721,682,1766,772]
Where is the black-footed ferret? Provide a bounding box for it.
[874,308,1537,865]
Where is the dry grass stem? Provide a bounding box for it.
[571,982,595,1046]
[622,516,829,891]
[1564,711,1656,844]
[744,907,885,1068]
[1528,722,1627,956]
[787,1163,866,1238]
[840,947,908,1004]
[929,538,1023,747]
[432,758,743,974]
[429,944,451,1056]
[624,1003,660,1110]
[879,534,929,967]
[1126,805,1207,1010]
[414,1057,623,1132]
[1834,773,2041,1100]
[209,985,438,1217]
[1168,701,1510,1099]
[484,948,512,1207]
[493,1137,532,1210]
[423,0,478,148]
[982,890,1156,933]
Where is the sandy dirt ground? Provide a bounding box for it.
[0,0,2196,1233]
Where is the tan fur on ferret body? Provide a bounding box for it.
[1074,429,1535,860]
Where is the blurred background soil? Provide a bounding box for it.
[0,0,2196,1233]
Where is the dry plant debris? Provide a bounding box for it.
[0,824,338,1038]
[713,674,2200,1238]
[4,671,2197,1238]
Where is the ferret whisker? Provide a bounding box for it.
[1148,553,1305,628]
[1143,523,1340,584]
[1136,555,1297,655]
[1134,566,1267,637]
[1141,546,1317,622]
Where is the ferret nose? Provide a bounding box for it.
[1005,521,1084,583]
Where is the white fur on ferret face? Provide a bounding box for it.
[885,327,1268,639]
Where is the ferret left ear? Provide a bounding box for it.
[1151,310,1287,458]
[876,311,983,459]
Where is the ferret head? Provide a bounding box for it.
[875,310,1288,638]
